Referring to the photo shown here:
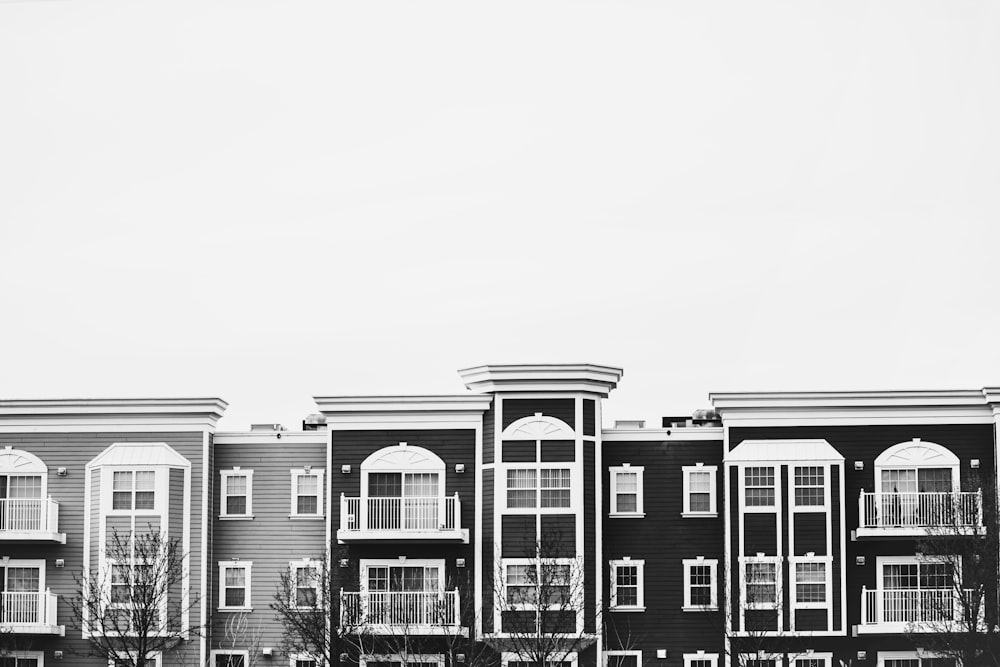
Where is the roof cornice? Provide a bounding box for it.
[457,363,623,396]
[0,397,228,432]
[710,388,1000,425]
[313,395,493,414]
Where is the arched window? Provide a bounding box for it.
[360,443,446,531]
[874,439,959,494]
[0,446,48,531]
[873,439,961,527]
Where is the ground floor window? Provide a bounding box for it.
[604,651,641,667]
[682,653,718,667]
[1,654,43,667]
[878,653,955,667]
[211,652,248,667]
[360,655,444,667]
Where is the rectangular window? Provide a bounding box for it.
[609,560,644,610]
[292,659,319,667]
[212,653,248,667]
[507,469,537,508]
[507,468,572,509]
[682,465,717,517]
[540,469,571,508]
[682,558,718,611]
[221,470,253,518]
[682,655,719,667]
[290,469,324,517]
[503,560,573,608]
[742,558,779,609]
[794,466,825,507]
[605,652,641,667]
[744,467,775,507]
[292,561,320,608]
[794,561,827,605]
[219,562,252,611]
[112,471,156,511]
[609,466,644,516]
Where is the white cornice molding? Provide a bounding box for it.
[457,363,623,396]
[710,388,999,425]
[314,395,493,415]
[214,432,327,446]
[602,427,723,442]
[0,398,228,431]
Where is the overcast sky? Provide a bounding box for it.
[1,0,998,430]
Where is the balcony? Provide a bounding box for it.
[340,590,465,635]
[859,587,974,634]
[0,590,65,635]
[856,491,983,538]
[337,494,469,543]
[0,498,66,543]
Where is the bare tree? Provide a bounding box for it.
[488,540,598,667]
[70,527,199,666]
[272,550,351,667]
[907,479,1000,667]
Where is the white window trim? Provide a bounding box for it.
[737,654,782,667]
[290,655,323,667]
[211,651,250,667]
[740,555,782,610]
[604,651,642,667]
[682,652,719,667]
[502,652,577,667]
[875,651,949,667]
[741,465,777,513]
[501,557,579,611]
[609,558,645,611]
[609,465,644,517]
[789,555,832,610]
[682,557,718,611]
[876,554,961,590]
[103,468,164,515]
[682,464,718,518]
[791,653,833,667]
[504,463,576,513]
[218,561,252,612]
[290,559,322,609]
[791,465,829,512]
[220,468,253,519]
[290,468,325,519]
[360,655,444,667]
[109,653,162,667]
[359,558,445,593]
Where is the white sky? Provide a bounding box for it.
[2,0,999,431]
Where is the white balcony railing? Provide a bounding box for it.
[340,494,461,533]
[0,498,60,535]
[340,590,461,629]
[861,587,972,628]
[1,590,59,629]
[858,491,983,531]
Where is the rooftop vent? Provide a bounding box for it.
[302,413,328,431]
[250,423,285,432]
[615,420,645,429]
[662,416,692,428]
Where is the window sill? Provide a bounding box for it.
[219,515,254,521]
[609,512,645,519]
[218,607,253,613]
[681,512,718,519]
[682,605,718,612]
[289,515,325,520]
[609,606,646,613]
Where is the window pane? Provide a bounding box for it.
[689,471,711,493]
[227,496,247,515]
[297,496,318,514]
[297,475,318,495]
[616,493,637,512]
[616,473,637,493]
[135,491,155,510]
[135,471,155,490]
[689,493,711,512]
[226,476,247,495]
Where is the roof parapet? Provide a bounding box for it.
[458,363,622,396]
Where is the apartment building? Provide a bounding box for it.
[0,366,997,667]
